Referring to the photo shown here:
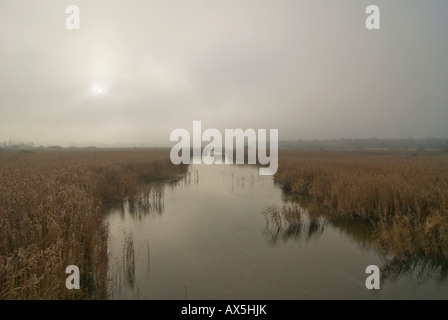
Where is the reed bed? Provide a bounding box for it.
[0,149,185,299]
[275,150,448,265]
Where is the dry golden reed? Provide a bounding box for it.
[275,150,448,263]
[0,149,184,299]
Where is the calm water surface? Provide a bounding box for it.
[106,163,448,299]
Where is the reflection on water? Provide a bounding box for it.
[125,186,165,218]
[167,167,200,190]
[331,219,376,252]
[106,164,448,299]
[123,232,135,287]
[117,168,200,220]
[381,255,448,283]
[263,204,326,243]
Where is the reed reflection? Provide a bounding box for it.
[166,165,199,191]
[263,203,326,243]
[119,185,165,219]
[380,252,448,282]
[264,196,448,282]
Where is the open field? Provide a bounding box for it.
[275,150,448,270]
[0,149,185,299]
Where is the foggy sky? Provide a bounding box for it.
[1,0,447,147]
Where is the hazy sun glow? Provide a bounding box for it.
[90,83,108,97]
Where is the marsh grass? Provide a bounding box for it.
[275,150,448,269]
[0,149,185,299]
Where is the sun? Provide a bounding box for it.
[90,83,108,97]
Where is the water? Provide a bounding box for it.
[106,163,448,299]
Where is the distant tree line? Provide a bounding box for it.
[0,140,66,151]
[0,140,34,150]
[1,138,448,152]
[279,138,448,151]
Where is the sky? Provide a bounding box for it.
[0,0,447,147]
